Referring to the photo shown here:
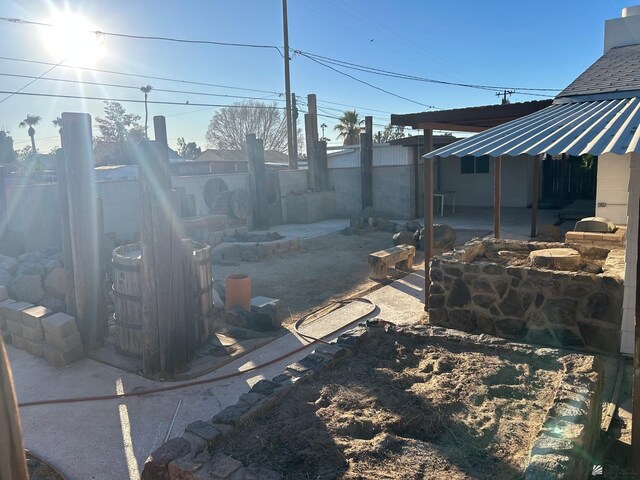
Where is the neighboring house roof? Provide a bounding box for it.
[194,149,228,162]
[557,44,640,99]
[389,134,461,148]
[391,100,553,132]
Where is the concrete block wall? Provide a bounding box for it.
[6,183,61,251]
[328,168,362,217]
[172,173,250,218]
[278,169,308,195]
[96,180,139,240]
[621,153,639,354]
[596,153,631,224]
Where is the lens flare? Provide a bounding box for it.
[43,12,105,67]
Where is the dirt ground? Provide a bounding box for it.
[221,328,560,479]
[214,228,488,325]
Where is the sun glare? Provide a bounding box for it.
[43,12,105,67]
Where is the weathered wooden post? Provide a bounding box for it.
[246,134,269,229]
[494,156,502,239]
[60,113,106,349]
[423,130,434,312]
[55,149,77,318]
[0,337,29,480]
[360,116,374,211]
[531,154,541,238]
[314,140,329,191]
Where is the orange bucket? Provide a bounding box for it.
[225,274,251,311]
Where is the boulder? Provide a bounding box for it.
[16,261,45,277]
[0,255,18,274]
[240,246,261,263]
[10,274,45,304]
[404,220,422,232]
[417,224,456,251]
[44,267,66,298]
[0,268,12,287]
[538,224,564,242]
[393,231,416,247]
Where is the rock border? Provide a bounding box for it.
[142,324,603,480]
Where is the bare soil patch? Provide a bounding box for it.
[220,329,561,479]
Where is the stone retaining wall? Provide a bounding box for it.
[142,324,603,480]
[428,239,624,353]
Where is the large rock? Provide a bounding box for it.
[393,231,416,246]
[44,267,66,298]
[0,268,12,287]
[0,255,18,274]
[10,274,45,304]
[417,224,456,251]
[537,224,564,242]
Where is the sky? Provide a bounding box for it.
[0,0,633,153]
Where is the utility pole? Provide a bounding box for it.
[496,90,514,105]
[282,0,297,169]
[292,93,298,163]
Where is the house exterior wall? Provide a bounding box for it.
[621,153,640,354]
[327,144,411,169]
[596,153,631,224]
[439,154,533,207]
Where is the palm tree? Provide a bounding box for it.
[19,114,41,154]
[334,110,364,146]
[52,116,63,134]
[140,85,153,139]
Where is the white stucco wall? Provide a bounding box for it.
[596,153,631,224]
[621,153,640,354]
[439,154,533,208]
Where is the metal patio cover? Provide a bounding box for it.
[424,97,640,158]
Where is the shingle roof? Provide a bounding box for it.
[557,44,640,98]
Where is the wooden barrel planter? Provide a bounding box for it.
[112,241,214,358]
[112,244,143,357]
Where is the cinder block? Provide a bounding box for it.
[43,343,84,367]
[3,302,34,322]
[21,324,44,342]
[0,286,8,302]
[5,319,22,336]
[26,340,45,357]
[45,330,82,353]
[0,299,16,320]
[21,306,53,329]
[12,335,27,350]
[42,312,78,339]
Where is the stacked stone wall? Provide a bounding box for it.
[428,239,624,353]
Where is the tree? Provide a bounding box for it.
[52,116,63,134]
[373,123,406,144]
[0,131,16,163]
[140,85,153,139]
[176,137,201,160]
[18,114,41,154]
[95,101,144,143]
[16,146,32,163]
[206,101,290,152]
[334,110,364,146]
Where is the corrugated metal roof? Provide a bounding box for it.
[425,98,640,158]
[558,44,640,98]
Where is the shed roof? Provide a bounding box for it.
[557,44,640,99]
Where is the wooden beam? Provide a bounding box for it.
[531,155,541,238]
[314,140,328,191]
[360,118,374,211]
[494,156,502,239]
[424,130,434,312]
[633,192,640,476]
[307,94,318,143]
[415,122,486,133]
[0,337,29,480]
[246,134,269,229]
[60,112,105,350]
[305,114,318,190]
[55,149,77,319]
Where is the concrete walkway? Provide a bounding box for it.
[9,267,425,480]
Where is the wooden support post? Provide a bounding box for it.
[60,112,106,350]
[634,192,640,476]
[307,94,318,142]
[167,189,187,373]
[0,337,29,480]
[494,156,502,239]
[291,93,299,163]
[423,130,434,312]
[360,116,374,211]
[305,114,317,190]
[531,155,541,238]
[96,197,108,340]
[314,140,328,191]
[55,149,77,318]
[182,239,197,353]
[246,134,269,229]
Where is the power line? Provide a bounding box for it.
[0,72,287,102]
[0,56,284,96]
[0,90,287,109]
[0,57,66,104]
[298,53,439,109]
[295,50,560,93]
[0,17,284,56]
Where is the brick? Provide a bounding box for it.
[21,305,53,329]
[42,312,78,339]
[26,340,44,357]
[45,330,82,353]
[3,302,33,322]
[21,324,44,342]
[5,319,22,336]
[12,335,27,349]
[43,343,84,366]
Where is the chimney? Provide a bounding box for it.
[604,5,640,52]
